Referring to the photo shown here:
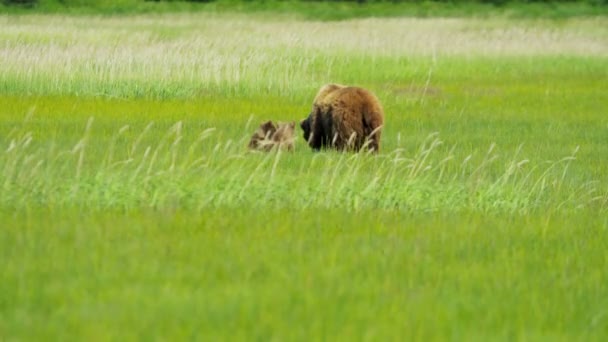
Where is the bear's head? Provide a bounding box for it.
[300,114,312,143]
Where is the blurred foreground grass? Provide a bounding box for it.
[2,208,607,340]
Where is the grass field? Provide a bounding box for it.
[1,12,608,340]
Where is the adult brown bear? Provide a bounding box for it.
[300,84,384,152]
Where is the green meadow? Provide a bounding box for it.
[1,11,608,340]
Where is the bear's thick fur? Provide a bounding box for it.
[248,120,296,152]
[300,84,384,152]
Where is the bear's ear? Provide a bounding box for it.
[261,120,276,132]
[288,121,296,129]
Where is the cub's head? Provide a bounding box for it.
[258,120,277,135]
[248,120,277,151]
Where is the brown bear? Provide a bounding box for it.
[300,84,384,152]
[248,120,296,152]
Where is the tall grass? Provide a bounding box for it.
[1,14,607,99]
[2,115,605,213]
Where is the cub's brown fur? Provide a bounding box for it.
[272,121,296,151]
[300,84,384,152]
[248,120,277,151]
[248,120,296,152]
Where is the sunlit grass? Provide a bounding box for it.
[1,13,607,341]
[2,206,607,340]
[1,14,607,99]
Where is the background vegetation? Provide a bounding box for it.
[2,0,608,18]
[1,6,607,341]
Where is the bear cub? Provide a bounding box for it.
[248,120,296,152]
